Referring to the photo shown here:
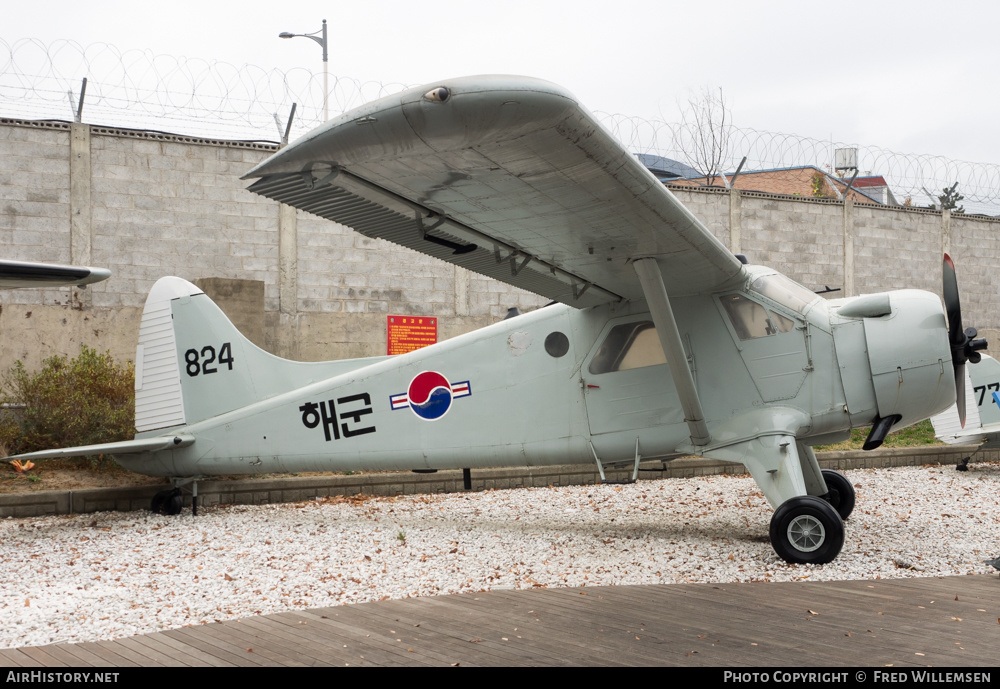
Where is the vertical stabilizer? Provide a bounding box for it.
[134,276,390,436]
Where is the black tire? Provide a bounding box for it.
[769,495,844,564]
[164,491,183,516]
[820,469,856,521]
[150,489,172,514]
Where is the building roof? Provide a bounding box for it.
[635,153,702,181]
[668,165,892,204]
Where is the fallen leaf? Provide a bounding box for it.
[808,610,819,615]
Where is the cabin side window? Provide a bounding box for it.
[589,321,667,374]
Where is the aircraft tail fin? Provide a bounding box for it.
[135,277,387,434]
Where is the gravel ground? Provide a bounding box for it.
[1,463,998,650]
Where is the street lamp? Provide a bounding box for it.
[279,19,328,121]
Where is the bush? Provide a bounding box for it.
[0,346,135,470]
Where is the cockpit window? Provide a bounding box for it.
[769,310,796,334]
[750,274,819,314]
[589,321,667,374]
[720,294,797,340]
[721,295,774,339]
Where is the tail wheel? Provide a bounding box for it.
[820,469,856,521]
[769,495,844,564]
[164,491,184,516]
[150,488,183,515]
[150,489,172,514]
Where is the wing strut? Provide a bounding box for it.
[633,258,710,446]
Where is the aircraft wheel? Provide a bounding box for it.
[164,491,183,516]
[150,489,173,514]
[820,469,856,521]
[769,496,844,565]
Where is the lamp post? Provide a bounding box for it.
[279,19,328,121]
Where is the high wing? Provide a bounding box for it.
[243,75,744,308]
[0,260,111,289]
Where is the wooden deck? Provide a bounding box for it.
[2,576,997,667]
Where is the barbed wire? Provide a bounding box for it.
[600,113,1000,212]
[0,38,408,141]
[2,38,998,214]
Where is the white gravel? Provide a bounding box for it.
[2,463,998,650]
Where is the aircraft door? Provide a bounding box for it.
[718,293,809,402]
[582,318,684,435]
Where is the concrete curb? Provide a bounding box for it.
[2,445,996,518]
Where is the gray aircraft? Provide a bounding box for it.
[6,76,987,565]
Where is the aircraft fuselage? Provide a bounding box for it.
[121,266,954,482]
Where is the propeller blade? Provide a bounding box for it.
[955,363,966,428]
[943,253,962,348]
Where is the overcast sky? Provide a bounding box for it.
[7,0,1000,164]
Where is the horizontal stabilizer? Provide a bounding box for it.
[5,435,194,462]
[0,260,111,289]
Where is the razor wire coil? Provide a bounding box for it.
[2,38,998,213]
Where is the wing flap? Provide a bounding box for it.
[245,76,744,306]
[248,168,622,307]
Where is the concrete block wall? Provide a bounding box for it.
[0,122,73,304]
[3,117,1000,371]
[0,119,549,370]
[670,185,1000,348]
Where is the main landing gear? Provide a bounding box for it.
[769,470,854,565]
[819,469,856,520]
[770,496,844,564]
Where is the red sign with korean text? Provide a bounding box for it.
[387,315,438,355]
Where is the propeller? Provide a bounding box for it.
[943,254,988,427]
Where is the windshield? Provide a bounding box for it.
[750,274,819,314]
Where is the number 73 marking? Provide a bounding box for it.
[973,382,1000,406]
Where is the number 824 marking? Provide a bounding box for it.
[185,342,234,376]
